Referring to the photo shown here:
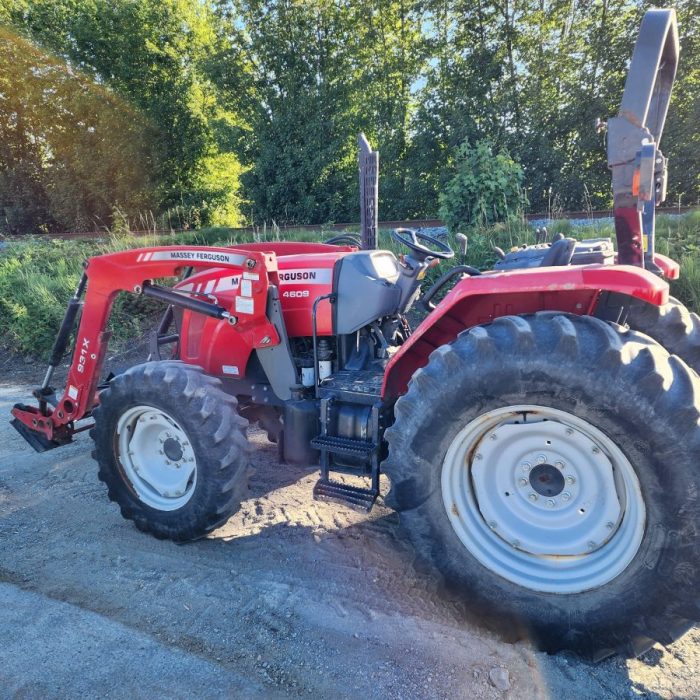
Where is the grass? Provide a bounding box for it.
[1,213,698,360]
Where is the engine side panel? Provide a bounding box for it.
[275,253,341,337]
[174,265,279,379]
[174,250,349,379]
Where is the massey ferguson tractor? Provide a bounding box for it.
[10,9,700,659]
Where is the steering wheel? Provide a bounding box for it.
[391,228,454,260]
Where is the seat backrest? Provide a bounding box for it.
[540,238,576,267]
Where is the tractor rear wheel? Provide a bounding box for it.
[626,295,700,374]
[384,313,700,658]
[92,361,252,541]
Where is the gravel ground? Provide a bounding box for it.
[0,368,699,699]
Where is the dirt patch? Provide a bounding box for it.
[0,366,698,698]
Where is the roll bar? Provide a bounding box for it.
[607,8,679,268]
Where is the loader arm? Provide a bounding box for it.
[11,246,279,450]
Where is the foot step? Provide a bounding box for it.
[313,479,378,512]
[310,434,375,457]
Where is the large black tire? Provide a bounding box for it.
[92,361,252,541]
[626,295,700,374]
[383,313,700,658]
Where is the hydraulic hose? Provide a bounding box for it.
[420,265,482,312]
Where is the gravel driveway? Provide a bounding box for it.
[0,379,698,699]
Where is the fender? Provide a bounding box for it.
[382,264,669,400]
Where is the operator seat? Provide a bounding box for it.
[539,237,577,267]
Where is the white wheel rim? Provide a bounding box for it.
[441,405,645,594]
[116,405,197,511]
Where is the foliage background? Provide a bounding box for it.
[0,0,698,234]
[1,212,698,358]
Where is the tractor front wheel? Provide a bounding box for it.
[384,313,700,658]
[92,361,252,541]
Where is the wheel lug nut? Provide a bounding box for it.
[518,477,528,487]
[158,449,164,455]
[562,492,571,501]
[521,462,531,472]
[592,446,600,454]
[537,454,547,463]
[528,493,538,502]
[555,461,565,469]
[606,521,614,530]
[165,460,171,465]
[566,476,576,485]
[546,499,555,507]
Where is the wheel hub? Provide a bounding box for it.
[116,406,197,511]
[471,418,622,556]
[163,437,184,462]
[528,463,565,497]
[441,405,646,593]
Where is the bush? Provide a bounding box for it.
[439,139,525,231]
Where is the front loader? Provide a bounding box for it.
[10,9,700,659]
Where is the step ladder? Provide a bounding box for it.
[311,398,381,512]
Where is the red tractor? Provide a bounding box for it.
[11,9,699,658]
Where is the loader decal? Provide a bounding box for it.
[145,250,248,266]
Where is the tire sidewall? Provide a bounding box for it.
[389,322,700,649]
[92,361,250,540]
[98,392,218,526]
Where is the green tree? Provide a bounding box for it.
[1,0,247,232]
[439,139,524,230]
[216,0,364,225]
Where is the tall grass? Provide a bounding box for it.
[1,213,698,360]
